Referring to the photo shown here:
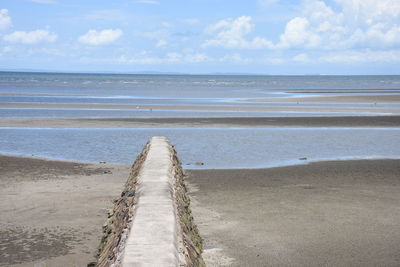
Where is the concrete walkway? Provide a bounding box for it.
[122,136,180,267]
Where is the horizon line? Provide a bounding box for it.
[1,69,399,76]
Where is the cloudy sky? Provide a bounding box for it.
[1,0,399,74]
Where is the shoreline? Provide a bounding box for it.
[2,152,400,171]
[0,152,129,166]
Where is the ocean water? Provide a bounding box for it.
[0,108,387,118]
[1,72,400,103]
[1,72,400,168]
[2,72,400,117]
[0,127,399,169]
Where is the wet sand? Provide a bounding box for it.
[2,156,400,266]
[1,102,400,114]
[187,159,400,267]
[0,155,130,267]
[1,115,400,128]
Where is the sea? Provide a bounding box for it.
[1,72,400,169]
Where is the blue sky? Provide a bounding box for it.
[0,0,399,74]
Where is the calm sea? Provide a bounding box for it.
[1,72,400,100]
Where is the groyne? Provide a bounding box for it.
[91,136,204,267]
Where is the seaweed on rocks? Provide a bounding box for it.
[90,142,150,267]
[89,139,204,266]
[170,144,205,267]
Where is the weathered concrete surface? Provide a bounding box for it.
[94,136,204,267]
[122,136,181,266]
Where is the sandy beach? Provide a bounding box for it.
[2,102,400,115]
[0,155,130,267]
[1,115,400,128]
[2,154,400,266]
[187,159,400,266]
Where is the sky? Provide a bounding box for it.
[0,0,399,74]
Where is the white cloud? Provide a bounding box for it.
[335,0,400,25]
[78,29,123,45]
[278,17,321,48]
[3,30,57,44]
[203,16,274,49]
[273,0,400,50]
[0,9,11,31]
[156,39,167,47]
[293,53,311,63]
[201,1,394,51]
[141,29,171,48]
[275,0,346,49]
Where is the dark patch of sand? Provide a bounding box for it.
[0,226,85,265]
[186,159,400,266]
[1,101,399,112]
[1,115,400,128]
[0,155,112,182]
[0,155,130,267]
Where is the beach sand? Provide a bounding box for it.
[0,155,130,267]
[2,102,400,114]
[1,116,400,128]
[2,155,400,266]
[187,159,400,267]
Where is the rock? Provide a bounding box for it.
[121,190,135,197]
[299,157,307,160]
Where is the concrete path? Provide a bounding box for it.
[122,136,180,267]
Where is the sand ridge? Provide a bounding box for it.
[1,115,400,128]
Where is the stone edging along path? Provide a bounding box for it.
[90,136,205,267]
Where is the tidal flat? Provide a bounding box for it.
[1,73,400,266]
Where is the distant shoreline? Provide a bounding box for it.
[2,70,400,76]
